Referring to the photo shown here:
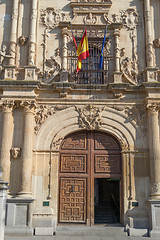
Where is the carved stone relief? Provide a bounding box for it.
[34,105,72,134]
[71,0,112,26]
[18,36,28,46]
[120,48,138,85]
[0,100,14,112]
[118,9,139,85]
[75,105,104,130]
[38,25,61,83]
[124,105,147,130]
[153,38,160,48]
[10,148,21,159]
[40,8,70,29]
[152,183,160,194]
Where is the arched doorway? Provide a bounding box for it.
[58,131,122,225]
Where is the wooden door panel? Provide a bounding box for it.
[59,131,121,224]
[59,178,86,223]
[60,154,87,173]
[94,133,120,150]
[61,133,87,150]
[94,155,121,173]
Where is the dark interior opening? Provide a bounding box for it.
[94,178,120,224]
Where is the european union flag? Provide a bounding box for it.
[98,24,107,70]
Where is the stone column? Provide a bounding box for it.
[9,0,19,66]
[28,0,38,66]
[144,0,157,81]
[112,23,123,83]
[0,101,14,183]
[144,0,154,68]
[19,101,35,196]
[0,169,9,240]
[147,104,160,198]
[60,27,68,82]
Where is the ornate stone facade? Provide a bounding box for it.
[0,0,160,238]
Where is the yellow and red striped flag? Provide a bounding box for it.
[76,28,89,73]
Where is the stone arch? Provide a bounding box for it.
[34,106,146,151]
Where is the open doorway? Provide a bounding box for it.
[94,178,120,224]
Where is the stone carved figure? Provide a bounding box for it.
[18,36,28,46]
[0,45,12,65]
[120,48,138,84]
[39,48,61,83]
[83,13,97,24]
[153,38,160,48]
[10,148,21,159]
[75,105,104,130]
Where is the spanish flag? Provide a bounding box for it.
[76,28,89,73]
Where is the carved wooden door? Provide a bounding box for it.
[59,131,121,224]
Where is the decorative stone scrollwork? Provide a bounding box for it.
[34,105,72,134]
[147,103,159,114]
[0,100,14,112]
[124,105,147,129]
[40,8,70,29]
[34,105,55,133]
[75,105,104,130]
[120,8,138,30]
[152,183,160,194]
[10,148,21,159]
[20,101,36,113]
[51,138,63,151]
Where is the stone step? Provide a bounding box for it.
[56,226,127,236]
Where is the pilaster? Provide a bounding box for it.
[28,0,38,66]
[143,0,157,81]
[112,23,123,83]
[9,0,19,66]
[0,101,14,183]
[60,27,69,82]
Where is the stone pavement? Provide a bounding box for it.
[4,235,160,240]
[4,224,160,240]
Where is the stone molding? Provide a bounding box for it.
[35,106,146,151]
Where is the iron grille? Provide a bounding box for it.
[68,40,108,84]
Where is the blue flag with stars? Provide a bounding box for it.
[99,24,107,70]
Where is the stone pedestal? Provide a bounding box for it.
[4,66,16,80]
[5,198,34,235]
[145,67,158,82]
[0,173,9,240]
[149,200,160,237]
[24,66,36,81]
